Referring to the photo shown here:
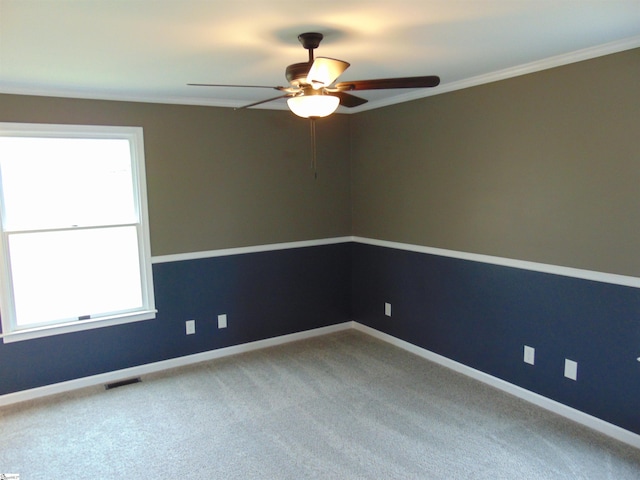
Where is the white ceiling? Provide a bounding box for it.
[1,1,639,113]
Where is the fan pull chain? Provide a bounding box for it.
[310,117,317,179]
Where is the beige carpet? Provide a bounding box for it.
[1,330,639,479]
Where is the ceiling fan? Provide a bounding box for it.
[189,32,440,117]
[189,32,440,176]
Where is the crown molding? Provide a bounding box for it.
[351,34,640,113]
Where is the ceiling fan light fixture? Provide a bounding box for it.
[189,32,439,116]
[287,94,339,118]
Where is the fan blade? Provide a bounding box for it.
[331,91,368,108]
[335,75,440,91]
[188,83,282,89]
[235,94,292,110]
[306,57,350,89]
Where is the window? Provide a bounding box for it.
[0,123,155,343]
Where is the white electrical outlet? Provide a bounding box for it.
[564,359,578,380]
[385,302,392,317]
[523,345,535,365]
[218,314,227,329]
[185,320,195,335]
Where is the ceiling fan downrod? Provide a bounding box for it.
[298,32,323,62]
[286,32,324,86]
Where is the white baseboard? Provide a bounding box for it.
[0,322,352,408]
[2,319,638,451]
[352,322,640,450]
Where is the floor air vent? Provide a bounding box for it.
[105,377,142,390]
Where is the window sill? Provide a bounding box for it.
[1,310,157,344]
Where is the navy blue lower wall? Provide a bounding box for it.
[3,239,639,439]
[351,243,640,435]
[0,243,351,396]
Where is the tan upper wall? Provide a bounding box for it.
[1,48,638,275]
[0,95,352,256]
[350,48,640,277]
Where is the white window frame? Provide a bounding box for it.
[0,123,156,343]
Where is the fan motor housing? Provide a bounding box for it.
[285,62,312,87]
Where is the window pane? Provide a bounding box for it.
[8,226,143,328]
[0,137,136,230]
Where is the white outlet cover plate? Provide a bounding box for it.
[186,320,195,335]
[564,359,578,380]
[524,345,535,365]
[218,314,227,329]
[385,303,392,317]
